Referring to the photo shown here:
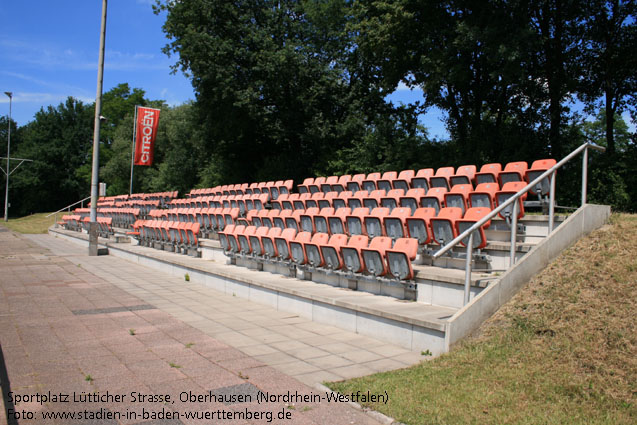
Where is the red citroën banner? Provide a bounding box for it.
[129,106,161,194]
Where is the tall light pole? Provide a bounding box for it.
[89,0,107,256]
[4,91,12,222]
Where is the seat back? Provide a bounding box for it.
[421,187,448,213]
[345,207,369,236]
[393,169,415,191]
[475,163,502,184]
[341,234,369,273]
[400,188,426,213]
[444,184,472,213]
[431,207,463,245]
[305,233,330,266]
[384,207,411,240]
[362,236,392,276]
[346,174,366,193]
[386,238,419,280]
[496,181,527,220]
[314,207,334,234]
[500,161,528,185]
[406,207,436,244]
[321,234,348,270]
[262,227,283,258]
[238,225,257,254]
[469,182,499,209]
[380,188,405,211]
[526,158,557,195]
[457,207,492,249]
[300,207,320,233]
[450,165,477,186]
[274,228,297,260]
[412,168,434,191]
[364,207,390,238]
[328,207,351,235]
[290,232,312,264]
[273,209,292,229]
[249,226,270,256]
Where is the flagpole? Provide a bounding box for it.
[129,105,138,196]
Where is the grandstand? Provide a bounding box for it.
[53,143,610,355]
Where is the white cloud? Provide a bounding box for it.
[0,71,92,97]
[0,92,94,105]
[1,38,168,72]
[396,81,415,91]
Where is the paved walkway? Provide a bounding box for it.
[0,230,423,424]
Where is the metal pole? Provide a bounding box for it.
[3,92,11,222]
[463,232,473,306]
[129,105,137,196]
[548,171,556,232]
[581,146,588,206]
[509,200,518,267]
[89,0,108,256]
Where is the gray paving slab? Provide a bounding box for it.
[1,230,394,424]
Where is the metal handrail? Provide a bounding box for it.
[46,196,92,218]
[432,142,605,305]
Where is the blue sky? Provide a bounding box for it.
[0,1,192,124]
[0,0,451,139]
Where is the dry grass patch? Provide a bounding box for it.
[328,213,636,425]
[0,212,57,234]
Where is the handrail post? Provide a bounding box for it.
[464,232,473,306]
[548,171,556,232]
[581,145,589,206]
[510,201,518,267]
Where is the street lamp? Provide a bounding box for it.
[4,91,12,222]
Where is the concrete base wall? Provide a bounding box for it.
[417,279,483,309]
[444,204,611,350]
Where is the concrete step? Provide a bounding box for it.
[413,264,499,309]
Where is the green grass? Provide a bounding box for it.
[0,212,57,234]
[328,213,637,425]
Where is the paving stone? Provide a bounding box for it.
[0,232,431,424]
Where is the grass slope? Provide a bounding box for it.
[0,212,56,234]
[328,213,636,425]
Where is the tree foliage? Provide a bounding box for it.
[11,97,94,215]
[155,0,418,184]
[3,0,637,217]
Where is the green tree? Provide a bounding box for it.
[578,0,637,155]
[11,97,94,215]
[0,116,21,159]
[351,0,555,163]
[583,112,635,211]
[156,0,399,184]
[100,83,147,146]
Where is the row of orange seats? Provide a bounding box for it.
[146,183,522,245]
[168,193,270,212]
[188,180,294,198]
[219,225,420,280]
[270,181,526,214]
[298,159,555,194]
[241,206,494,249]
[128,220,200,251]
